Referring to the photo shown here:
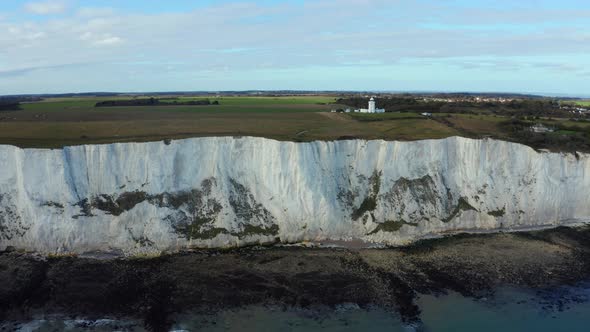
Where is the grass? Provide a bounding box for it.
[430,113,590,146]
[368,219,418,235]
[573,101,590,107]
[351,171,381,220]
[437,113,507,137]
[3,95,586,149]
[191,96,336,105]
[488,208,506,217]
[0,115,458,148]
[537,119,590,129]
[347,112,424,121]
[554,130,579,135]
[442,197,477,223]
[21,97,335,114]
[0,96,459,148]
[23,96,336,112]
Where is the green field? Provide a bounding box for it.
[23,96,337,113]
[0,96,459,148]
[348,112,426,121]
[561,100,590,107]
[2,95,589,150]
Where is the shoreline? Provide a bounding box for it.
[2,226,590,331]
[13,221,587,259]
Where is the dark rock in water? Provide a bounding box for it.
[1,226,590,331]
[0,253,48,321]
[2,245,16,253]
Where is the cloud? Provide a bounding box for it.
[76,7,116,18]
[24,1,68,15]
[80,32,124,46]
[94,36,123,46]
[1,0,589,94]
[0,62,93,78]
[443,57,590,78]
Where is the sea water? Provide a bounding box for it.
[416,284,590,332]
[3,284,590,332]
[172,285,590,332]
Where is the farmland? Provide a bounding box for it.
[0,96,458,148]
[0,95,589,152]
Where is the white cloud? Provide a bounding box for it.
[80,32,123,46]
[76,7,116,18]
[94,36,123,46]
[1,0,589,94]
[7,1,590,66]
[24,1,68,15]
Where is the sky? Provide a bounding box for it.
[0,0,589,96]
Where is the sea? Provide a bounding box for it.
[3,283,590,332]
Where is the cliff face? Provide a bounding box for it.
[0,137,588,254]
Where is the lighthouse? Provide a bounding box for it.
[368,97,376,113]
[353,97,385,113]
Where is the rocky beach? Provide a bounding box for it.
[2,226,590,331]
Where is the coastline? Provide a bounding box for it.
[2,136,589,254]
[2,225,590,331]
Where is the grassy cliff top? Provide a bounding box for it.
[1,95,589,152]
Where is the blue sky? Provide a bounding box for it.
[1,0,589,95]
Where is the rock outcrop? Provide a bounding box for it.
[0,136,588,254]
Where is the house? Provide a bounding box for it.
[530,124,554,133]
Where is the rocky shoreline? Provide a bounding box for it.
[2,226,590,331]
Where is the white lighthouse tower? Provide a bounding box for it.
[368,97,376,113]
[354,97,385,113]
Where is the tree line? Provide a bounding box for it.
[0,97,28,111]
[336,97,569,117]
[95,98,219,107]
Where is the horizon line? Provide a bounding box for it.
[2,90,588,99]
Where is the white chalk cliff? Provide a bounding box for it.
[0,136,588,255]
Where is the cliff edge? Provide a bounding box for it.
[0,136,588,254]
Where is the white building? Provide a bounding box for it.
[354,97,385,113]
[368,97,376,113]
[530,124,554,133]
